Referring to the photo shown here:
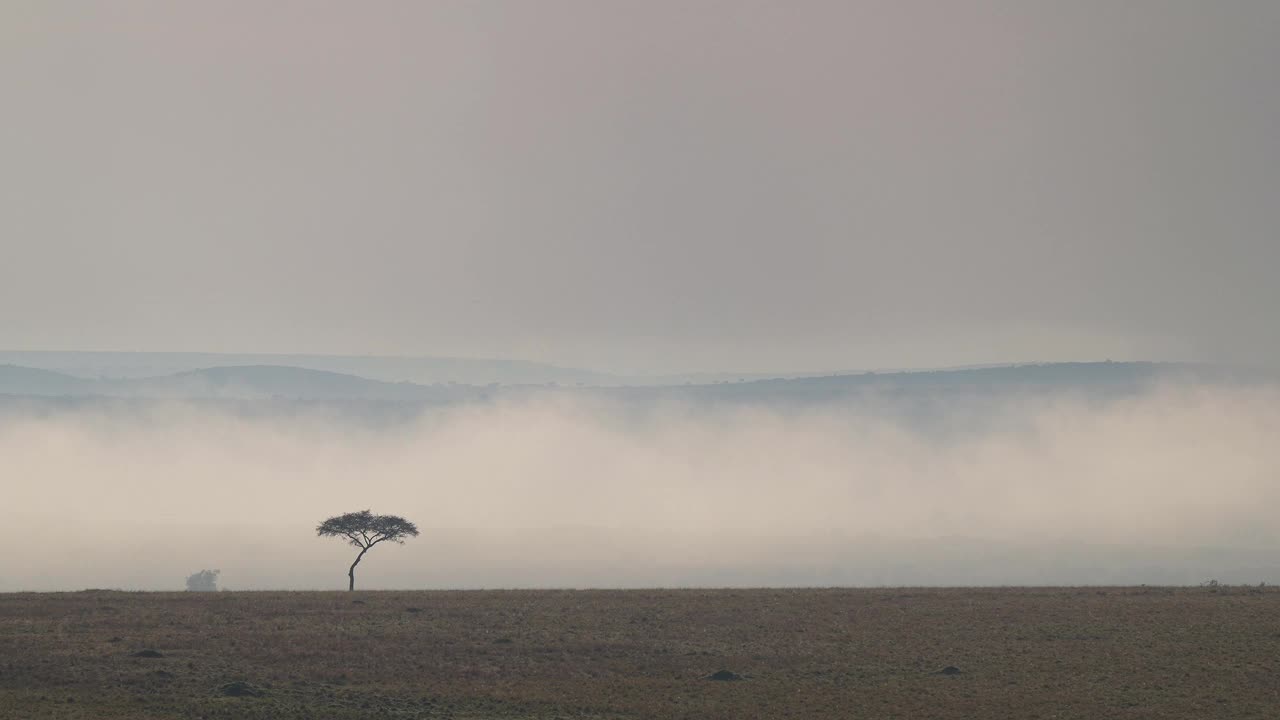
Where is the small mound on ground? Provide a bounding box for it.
[707,670,743,681]
[131,650,164,658]
[220,681,264,697]
[937,666,962,675]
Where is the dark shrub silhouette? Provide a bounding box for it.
[185,569,219,592]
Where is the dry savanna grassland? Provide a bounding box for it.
[2,587,1278,719]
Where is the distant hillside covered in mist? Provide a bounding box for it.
[0,350,619,386]
[5,350,1205,389]
[0,359,1260,408]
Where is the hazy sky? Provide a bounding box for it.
[3,1,1277,373]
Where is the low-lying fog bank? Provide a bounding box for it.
[3,377,1277,590]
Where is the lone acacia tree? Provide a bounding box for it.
[316,510,419,591]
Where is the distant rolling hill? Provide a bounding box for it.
[0,365,95,396]
[590,360,1264,405]
[0,364,487,403]
[0,360,1263,407]
[110,365,464,401]
[0,350,621,386]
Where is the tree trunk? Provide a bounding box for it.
[348,547,369,591]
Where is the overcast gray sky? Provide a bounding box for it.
[3,1,1277,374]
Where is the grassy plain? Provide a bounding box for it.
[2,587,1278,719]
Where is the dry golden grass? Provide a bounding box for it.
[2,586,1279,718]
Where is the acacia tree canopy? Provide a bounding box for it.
[316,510,419,590]
[317,510,419,549]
